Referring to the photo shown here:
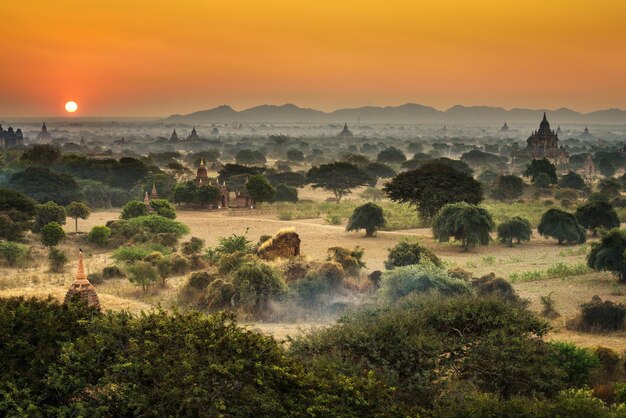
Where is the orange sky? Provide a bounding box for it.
[1,0,625,117]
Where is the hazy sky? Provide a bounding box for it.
[1,0,625,117]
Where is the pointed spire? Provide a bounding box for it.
[542,112,547,122]
[200,158,205,167]
[74,249,89,284]
[42,122,47,132]
[64,249,100,309]
[150,183,158,199]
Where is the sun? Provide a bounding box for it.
[64,101,78,113]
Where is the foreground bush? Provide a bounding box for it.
[232,263,286,315]
[569,296,626,332]
[0,241,28,267]
[378,264,471,303]
[87,225,111,245]
[384,239,442,269]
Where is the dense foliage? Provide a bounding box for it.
[538,208,586,245]
[345,202,386,237]
[432,202,495,250]
[497,216,532,246]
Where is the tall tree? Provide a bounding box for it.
[575,201,620,237]
[306,162,371,202]
[538,208,586,245]
[588,228,626,282]
[246,175,276,205]
[346,203,386,237]
[384,162,483,221]
[65,202,91,233]
[491,175,524,201]
[524,158,557,184]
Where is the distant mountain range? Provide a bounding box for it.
[166,103,626,124]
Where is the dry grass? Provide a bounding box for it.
[1,206,624,349]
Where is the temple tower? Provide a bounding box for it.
[64,250,100,309]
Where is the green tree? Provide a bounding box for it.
[432,202,495,251]
[0,188,37,238]
[0,241,28,266]
[306,162,371,202]
[575,201,620,237]
[598,178,621,198]
[40,222,66,247]
[346,202,386,237]
[273,184,298,202]
[538,208,586,245]
[358,186,385,202]
[266,171,306,188]
[245,175,276,205]
[364,162,396,186]
[535,172,552,188]
[65,201,90,233]
[384,162,483,221]
[126,261,160,291]
[0,214,23,242]
[87,225,111,245]
[587,228,626,282]
[376,147,406,164]
[384,239,442,269]
[558,171,587,190]
[120,201,148,219]
[9,167,82,205]
[149,199,176,219]
[194,184,220,208]
[491,175,524,201]
[232,263,286,315]
[48,248,68,273]
[34,201,66,233]
[20,144,61,165]
[524,158,557,184]
[497,217,532,246]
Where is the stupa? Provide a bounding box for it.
[64,250,100,309]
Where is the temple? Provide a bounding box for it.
[169,129,179,142]
[337,123,353,138]
[581,126,592,138]
[501,122,509,132]
[150,183,159,199]
[64,250,100,310]
[187,126,201,141]
[0,124,24,149]
[512,113,568,164]
[36,122,52,142]
[144,191,155,212]
[194,159,230,208]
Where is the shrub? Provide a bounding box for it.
[168,253,190,276]
[324,215,342,225]
[277,211,293,221]
[123,215,189,238]
[549,342,600,388]
[472,273,520,303]
[570,296,626,332]
[48,248,68,273]
[291,273,332,307]
[205,279,236,311]
[0,214,24,241]
[232,262,286,315]
[384,239,442,269]
[327,246,365,276]
[187,271,216,290]
[87,225,111,245]
[102,265,125,279]
[87,272,104,284]
[120,201,148,219]
[149,199,176,219]
[40,222,66,247]
[274,184,298,203]
[111,245,155,263]
[181,237,205,256]
[217,251,251,275]
[0,241,28,266]
[541,292,560,319]
[378,264,471,303]
[215,233,253,254]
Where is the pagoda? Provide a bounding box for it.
[501,122,509,132]
[0,124,24,149]
[337,123,353,138]
[512,113,568,164]
[169,129,179,141]
[64,250,100,309]
[144,191,155,212]
[187,126,201,141]
[194,159,209,185]
[36,122,52,142]
[150,183,159,199]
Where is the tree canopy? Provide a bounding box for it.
[558,171,587,190]
[9,167,82,205]
[491,175,524,201]
[246,175,276,204]
[524,158,557,184]
[432,202,495,251]
[575,201,620,236]
[538,208,586,245]
[497,217,532,246]
[65,201,91,233]
[587,228,626,282]
[346,202,386,237]
[384,161,483,221]
[306,162,371,202]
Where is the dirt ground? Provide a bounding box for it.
[2,208,626,351]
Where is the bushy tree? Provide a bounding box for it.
[346,202,386,237]
[575,201,620,237]
[491,175,524,201]
[9,167,82,205]
[87,225,111,245]
[65,201,90,233]
[535,172,552,188]
[120,201,148,219]
[20,144,61,165]
[358,186,385,202]
[34,201,66,232]
[273,184,298,202]
[246,175,276,205]
[384,239,442,269]
[558,171,587,190]
[306,162,371,202]
[0,241,28,266]
[524,158,557,184]
[232,263,286,315]
[598,178,621,198]
[40,222,66,247]
[497,217,532,246]
[538,208,586,245]
[0,188,36,238]
[265,171,306,188]
[0,214,23,242]
[364,162,396,186]
[376,147,406,164]
[126,261,160,291]
[384,162,483,221]
[149,199,176,219]
[48,248,68,273]
[432,202,495,251]
[587,228,626,282]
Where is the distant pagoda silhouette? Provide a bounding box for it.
[501,122,509,132]
[512,113,568,164]
[36,122,52,142]
[337,123,353,138]
[64,250,100,310]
